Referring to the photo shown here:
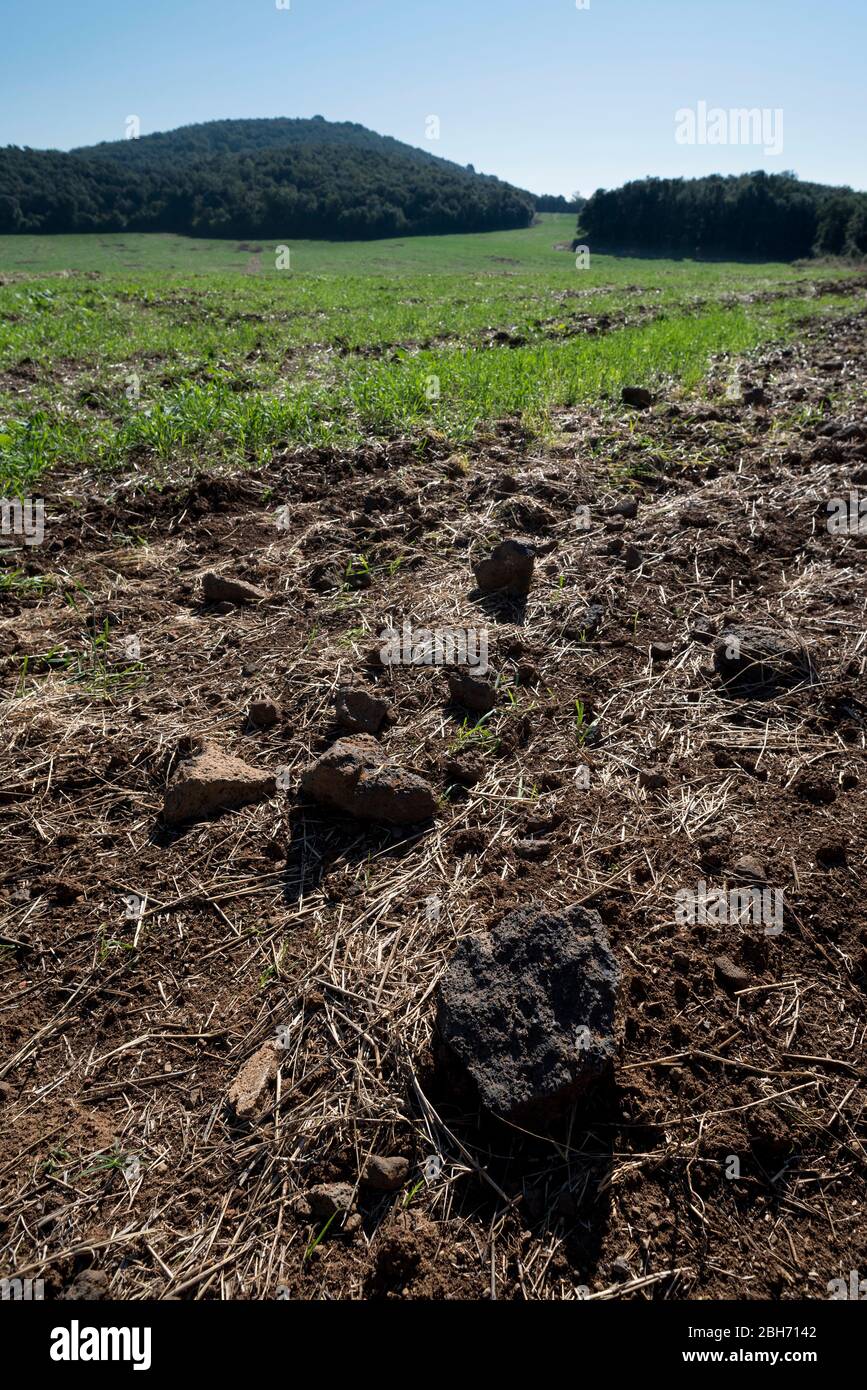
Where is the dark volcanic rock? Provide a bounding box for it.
[713,624,815,692]
[436,904,620,1124]
[472,539,535,597]
[584,602,605,634]
[335,686,393,735]
[301,736,437,825]
[446,669,497,712]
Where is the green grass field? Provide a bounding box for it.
[0,215,860,495]
[1,217,583,275]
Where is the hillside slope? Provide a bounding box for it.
[0,117,536,239]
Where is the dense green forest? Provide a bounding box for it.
[533,193,584,213]
[0,117,536,239]
[577,172,867,259]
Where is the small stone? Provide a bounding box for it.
[301,737,437,825]
[335,686,393,735]
[731,856,767,884]
[248,697,280,729]
[568,602,605,641]
[202,571,268,605]
[308,1183,355,1219]
[650,641,673,663]
[361,1155,410,1192]
[163,744,275,825]
[473,539,535,597]
[714,955,751,992]
[446,669,497,712]
[514,838,551,861]
[638,768,667,791]
[227,1042,278,1118]
[621,386,653,410]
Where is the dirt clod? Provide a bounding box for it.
[472,539,535,596]
[61,1269,109,1301]
[248,697,280,728]
[621,386,653,409]
[308,1183,355,1218]
[714,624,814,692]
[446,669,497,712]
[335,686,393,735]
[714,955,751,992]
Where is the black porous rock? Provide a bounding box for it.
[713,624,815,693]
[436,904,620,1124]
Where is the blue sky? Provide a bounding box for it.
[1,0,864,196]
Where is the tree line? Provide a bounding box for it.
[576,172,867,259]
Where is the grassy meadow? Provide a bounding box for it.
[0,214,860,495]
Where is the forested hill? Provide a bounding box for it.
[0,117,536,239]
[577,172,867,259]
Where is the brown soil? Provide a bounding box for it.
[1,309,866,1301]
